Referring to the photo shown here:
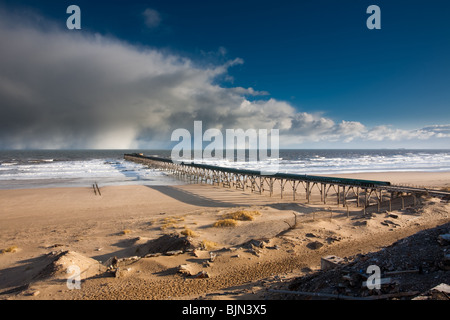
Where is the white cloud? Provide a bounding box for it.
[143,8,161,28]
[365,125,447,141]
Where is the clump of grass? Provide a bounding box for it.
[163,216,185,223]
[162,217,178,224]
[200,240,218,250]
[121,229,132,235]
[1,246,18,254]
[213,219,238,228]
[223,210,261,221]
[160,223,177,230]
[181,228,198,237]
[159,217,185,230]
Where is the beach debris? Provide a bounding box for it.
[353,220,368,227]
[306,241,324,250]
[118,256,139,262]
[305,233,318,238]
[269,289,419,300]
[114,266,132,278]
[166,250,183,256]
[284,212,299,229]
[203,260,212,267]
[47,244,65,249]
[404,207,418,214]
[193,271,210,279]
[440,253,450,271]
[240,239,267,257]
[413,283,450,300]
[321,255,344,271]
[326,236,341,244]
[24,289,41,297]
[209,252,217,262]
[177,264,195,276]
[104,256,119,270]
[438,233,450,246]
[144,253,161,258]
[281,223,450,300]
[242,239,267,249]
[381,220,400,227]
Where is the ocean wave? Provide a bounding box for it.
[1,150,450,188]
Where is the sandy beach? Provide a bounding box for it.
[0,171,449,300]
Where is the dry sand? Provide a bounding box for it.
[0,171,449,300]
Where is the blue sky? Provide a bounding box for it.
[0,0,449,149]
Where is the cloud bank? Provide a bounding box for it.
[0,9,448,150]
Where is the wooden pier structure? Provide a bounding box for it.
[124,153,450,212]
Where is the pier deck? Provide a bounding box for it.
[124,153,450,212]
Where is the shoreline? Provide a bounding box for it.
[1,170,449,191]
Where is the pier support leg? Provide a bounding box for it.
[306,182,310,204]
[343,186,346,208]
[337,185,340,206]
[356,187,360,207]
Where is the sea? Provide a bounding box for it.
[0,149,450,190]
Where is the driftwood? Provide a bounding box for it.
[268,289,419,300]
[384,269,421,276]
[284,212,299,229]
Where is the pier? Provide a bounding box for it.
[124,153,450,213]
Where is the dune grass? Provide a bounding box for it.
[1,246,18,254]
[181,228,198,237]
[200,240,218,250]
[223,210,260,221]
[213,219,238,228]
